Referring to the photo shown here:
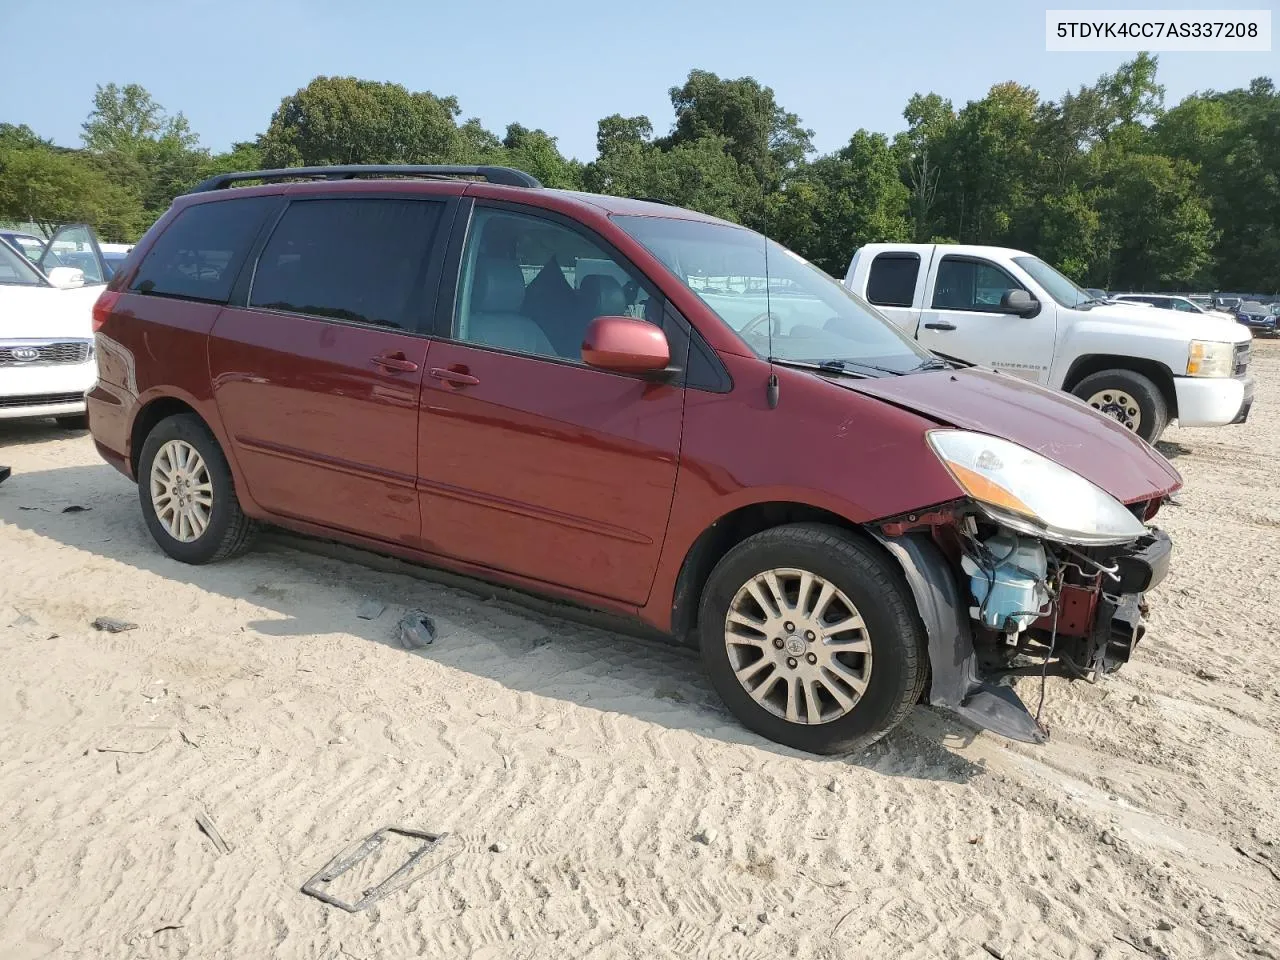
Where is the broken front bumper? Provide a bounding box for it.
[873,528,1172,744]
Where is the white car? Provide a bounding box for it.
[1,224,111,428]
[1110,293,1237,321]
[844,243,1254,443]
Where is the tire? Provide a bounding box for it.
[698,523,927,755]
[56,414,89,430]
[136,413,256,564]
[1070,369,1168,444]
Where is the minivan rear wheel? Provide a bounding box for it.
[137,413,256,564]
[698,523,927,754]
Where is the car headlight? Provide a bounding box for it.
[1186,340,1234,377]
[926,430,1148,546]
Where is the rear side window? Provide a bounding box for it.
[131,196,276,302]
[250,199,442,330]
[866,253,919,307]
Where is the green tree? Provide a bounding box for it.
[259,76,465,167]
[496,124,582,189]
[663,69,813,190]
[80,82,209,225]
[0,146,144,240]
[770,132,910,274]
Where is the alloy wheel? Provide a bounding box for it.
[150,439,214,542]
[723,567,873,725]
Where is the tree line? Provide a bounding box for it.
[1,55,1277,292]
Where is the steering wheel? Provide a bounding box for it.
[741,311,783,340]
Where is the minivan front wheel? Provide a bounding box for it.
[698,524,927,754]
[137,414,256,564]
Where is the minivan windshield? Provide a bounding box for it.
[1012,255,1092,308]
[613,216,933,374]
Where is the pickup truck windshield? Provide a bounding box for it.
[614,215,932,374]
[1012,255,1092,308]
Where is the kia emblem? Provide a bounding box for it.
[11,347,39,362]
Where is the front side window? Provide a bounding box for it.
[613,215,930,373]
[132,196,277,303]
[932,258,1024,311]
[0,239,42,286]
[1172,300,1198,312]
[250,198,443,330]
[866,253,920,308]
[454,208,657,360]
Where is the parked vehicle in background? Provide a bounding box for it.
[88,164,1182,754]
[1111,293,1236,320]
[844,243,1254,443]
[0,225,108,427]
[0,231,45,263]
[1235,300,1277,335]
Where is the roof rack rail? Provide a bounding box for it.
[189,164,542,193]
[631,196,677,206]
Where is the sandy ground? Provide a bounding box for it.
[1,344,1278,960]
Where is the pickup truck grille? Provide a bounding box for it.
[1234,342,1250,377]
[0,341,92,366]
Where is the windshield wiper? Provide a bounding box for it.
[912,357,950,371]
[813,358,906,377]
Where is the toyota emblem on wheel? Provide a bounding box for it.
[10,347,40,361]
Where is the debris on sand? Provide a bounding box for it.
[356,599,387,621]
[194,808,233,855]
[395,611,436,649]
[92,617,138,634]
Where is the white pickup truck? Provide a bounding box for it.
[843,243,1254,443]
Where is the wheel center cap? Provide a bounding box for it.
[784,635,806,656]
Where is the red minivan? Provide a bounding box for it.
[88,165,1181,753]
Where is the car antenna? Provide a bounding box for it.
[764,234,779,409]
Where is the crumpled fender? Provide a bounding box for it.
[870,531,1045,744]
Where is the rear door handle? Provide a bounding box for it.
[924,321,957,331]
[371,352,419,372]
[430,367,480,387]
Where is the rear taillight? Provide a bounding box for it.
[92,290,121,333]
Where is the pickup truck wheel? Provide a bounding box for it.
[1072,369,1168,443]
[698,523,926,755]
[137,413,257,564]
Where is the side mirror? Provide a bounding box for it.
[999,288,1039,317]
[581,316,671,373]
[46,266,86,289]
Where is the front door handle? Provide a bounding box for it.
[924,321,957,331]
[430,367,480,387]
[371,352,419,372]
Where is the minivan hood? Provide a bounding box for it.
[834,368,1182,504]
[1085,302,1251,342]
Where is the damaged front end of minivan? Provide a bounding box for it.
[870,429,1175,743]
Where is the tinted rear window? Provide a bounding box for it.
[866,253,920,307]
[249,198,443,330]
[130,196,276,302]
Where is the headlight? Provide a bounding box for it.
[927,430,1148,546]
[1186,340,1234,377]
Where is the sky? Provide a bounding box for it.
[1,0,1275,161]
